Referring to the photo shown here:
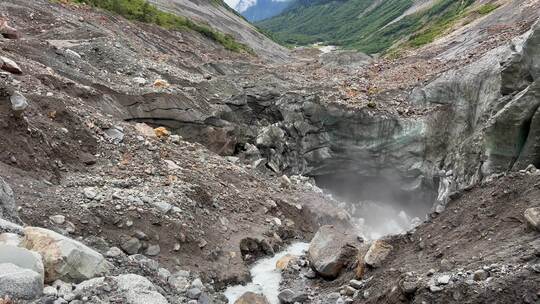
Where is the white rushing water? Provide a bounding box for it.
[224,242,310,304]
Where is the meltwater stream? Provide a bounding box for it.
[224,242,310,304]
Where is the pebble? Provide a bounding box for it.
[50,215,66,225]
[186,287,202,299]
[473,269,488,281]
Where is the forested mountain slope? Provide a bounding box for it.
[258,0,505,53]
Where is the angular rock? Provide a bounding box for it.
[186,287,202,299]
[20,227,111,283]
[121,237,142,255]
[145,244,160,256]
[524,207,540,231]
[0,263,43,300]
[473,269,489,281]
[308,225,360,279]
[134,122,157,137]
[276,254,296,270]
[278,289,308,303]
[364,240,393,268]
[104,126,124,143]
[0,56,22,74]
[10,91,28,116]
[235,292,270,304]
[0,18,19,39]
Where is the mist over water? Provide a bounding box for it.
[315,172,435,240]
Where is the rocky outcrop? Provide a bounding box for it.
[307,225,360,279]
[0,177,21,225]
[20,227,111,283]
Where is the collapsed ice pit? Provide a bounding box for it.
[313,171,438,240]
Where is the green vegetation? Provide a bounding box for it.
[257,0,480,54]
[476,3,500,15]
[67,0,252,53]
[408,0,474,47]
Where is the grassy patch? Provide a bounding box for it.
[407,0,475,47]
[65,0,252,53]
[476,3,500,15]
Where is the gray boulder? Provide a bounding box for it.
[20,226,111,283]
[0,263,43,300]
[0,244,44,279]
[307,225,360,279]
[74,274,168,304]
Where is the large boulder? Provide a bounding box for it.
[0,244,44,279]
[307,225,360,279]
[235,292,270,304]
[20,227,111,283]
[0,263,43,300]
[0,177,21,224]
[74,274,168,304]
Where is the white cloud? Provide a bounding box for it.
[224,0,241,9]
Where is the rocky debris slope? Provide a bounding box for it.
[0,0,539,303]
[274,171,540,304]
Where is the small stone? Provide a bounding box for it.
[349,279,364,289]
[64,49,81,59]
[437,275,451,285]
[430,285,443,292]
[50,215,65,225]
[276,254,296,270]
[235,292,270,304]
[364,240,393,268]
[153,201,172,213]
[10,91,28,115]
[133,77,147,86]
[104,126,124,143]
[186,287,202,299]
[473,269,488,281]
[304,269,317,279]
[83,188,97,199]
[43,285,58,296]
[145,244,160,256]
[277,289,299,303]
[106,247,123,258]
[1,56,22,74]
[164,160,181,170]
[191,278,204,289]
[157,268,171,281]
[121,237,141,255]
[524,207,540,231]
